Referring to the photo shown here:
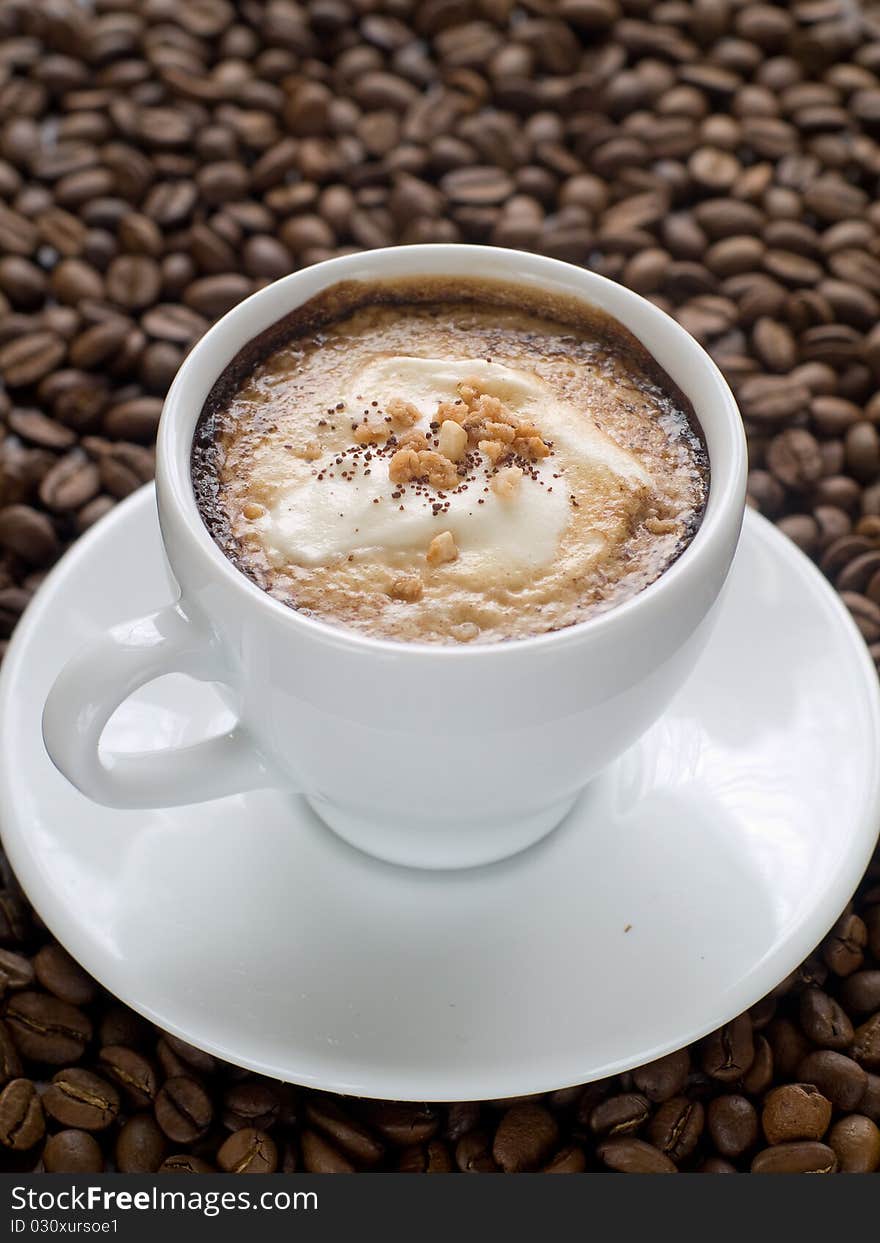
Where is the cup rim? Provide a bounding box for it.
[158,243,747,658]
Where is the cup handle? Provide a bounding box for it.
[41,602,276,809]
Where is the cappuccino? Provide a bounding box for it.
[193,278,708,644]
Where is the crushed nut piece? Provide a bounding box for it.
[418,450,459,490]
[353,421,390,445]
[491,465,523,499]
[397,429,430,452]
[386,397,421,427]
[478,438,510,465]
[388,447,422,484]
[389,573,423,602]
[438,419,468,462]
[646,515,679,535]
[436,399,467,425]
[427,530,458,566]
[473,392,509,422]
[445,379,552,462]
[457,379,482,408]
[513,435,551,460]
[484,420,516,444]
[389,447,459,489]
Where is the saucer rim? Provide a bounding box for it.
[1,486,879,1101]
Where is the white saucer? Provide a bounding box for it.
[1,486,879,1102]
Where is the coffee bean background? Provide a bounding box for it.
[2,0,880,1174]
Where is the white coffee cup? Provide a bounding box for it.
[42,245,747,869]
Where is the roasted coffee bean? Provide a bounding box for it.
[596,1136,677,1174]
[160,1034,216,1076]
[762,1083,832,1145]
[492,1103,559,1172]
[43,1068,120,1131]
[7,409,76,451]
[97,1007,150,1051]
[0,332,65,388]
[648,1097,704,1163]
[360,1101,439,1146]
[707,1095,759,1159]
[154,1077,212,1144]
[115,1113,167,1174]
[0,505,59,565]
[840,972,880,1016]
[541,1144,587,1174]
[852,1014,880,1070]
[182,274,253,319]
[392,1138,452,1173]
[43,1130,104,1174]
[766,429,824,490]
[98,1045,159,1108]
[742,1036,774,1096]
[0,950,33,995]
[0,1078,44,1150]
[455,1129,498,1174]
[105,255,162,310]
[0,894,29,947]
[444,1102,480,1142]
[222,1080,280,1132]
[217,1127,278,1174]
[589,1093,651,1137]
[631,1049,690,1102]
[822,912,867,976]
[798,988,854,1050]
[50,259,103,306]
[797,1051,868,1112]
[301,1129,357,1174]
[6,992,91,1064]
[155,1038,189,1080]
[68,320,130,370]
[304,1097,383,1167]
[38,452,101,513]
[827,1115,880,1174]
[699,1157,737,1173]
[0,1021,22,1087]
[141,303,207,344]
[751,1141,837,1174]
[103,397,163,442]
[767,1019,813,1080]
[701,1015,755,1082]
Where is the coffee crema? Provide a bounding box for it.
[193,278,709,644]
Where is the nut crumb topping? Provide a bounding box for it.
[388,573,423,602]
[389,446,459,489]
[645,515,678,535]
[427,530,458,566]
[438,419,468,462]
[418,451,460,490]
[397,429,430,452]
[386,397,420,427]
[372,380,553,494]
[478,438,507,464]
[491,465,524,499]
[388,446,421,483]
[353,421,391,445]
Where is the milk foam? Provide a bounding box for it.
[254,356,653,576]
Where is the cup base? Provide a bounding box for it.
[305,793,579,870]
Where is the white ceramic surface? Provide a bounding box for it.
[41,245,747,869]
[4,487,879,1101]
